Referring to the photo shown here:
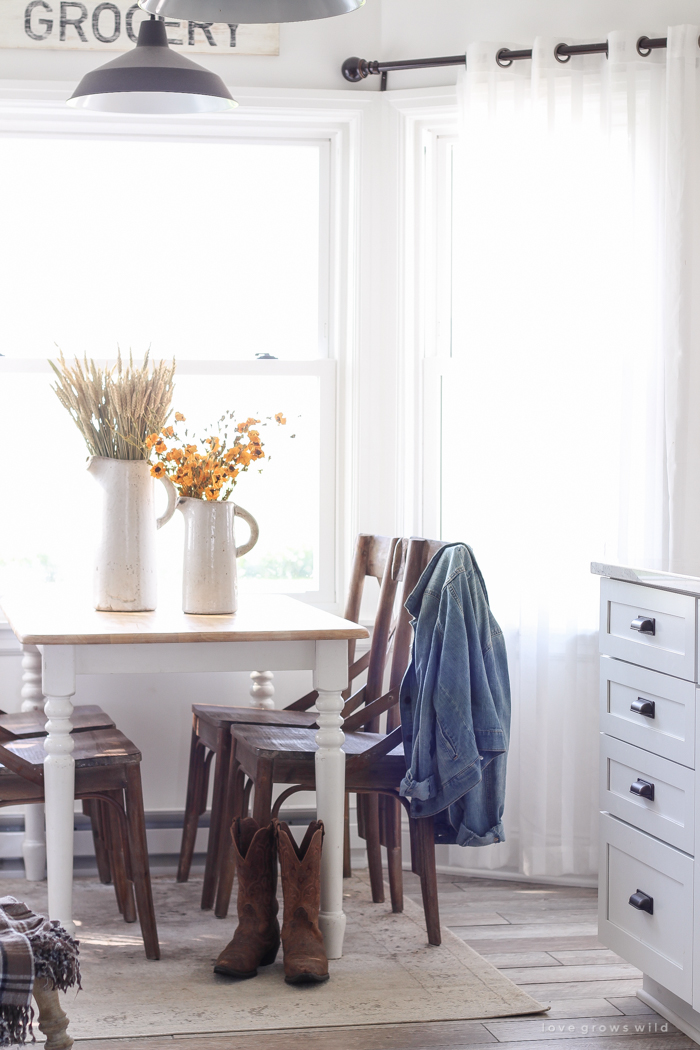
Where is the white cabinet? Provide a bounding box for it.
[596,568,700,1042]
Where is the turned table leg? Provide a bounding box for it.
[33,977,73,1050]
[21,644,46,881]
[249,671,275,710]
[41,646,76,936]
[314,639,347,960]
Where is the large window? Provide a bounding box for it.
[0,119,338,604]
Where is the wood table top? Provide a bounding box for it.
[0,588,368,646]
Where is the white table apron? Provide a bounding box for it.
[39,637,348,958]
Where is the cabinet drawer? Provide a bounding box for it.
[599,813,693,1002]
[599,578,696,681]
[600,735,694,854]
[600,657,695,768]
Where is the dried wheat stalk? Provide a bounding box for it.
[50,351,176,460]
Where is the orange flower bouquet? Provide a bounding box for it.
[146,409,287,501]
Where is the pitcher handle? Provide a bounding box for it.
[157,476,178,530]
[234,504,260,558]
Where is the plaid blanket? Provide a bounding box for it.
[0,897,80,1046]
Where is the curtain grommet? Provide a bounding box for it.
[495,48,513,68]
[637,36,652,57]
[554,44,571,63]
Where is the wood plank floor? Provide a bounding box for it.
[75,870,697,1050]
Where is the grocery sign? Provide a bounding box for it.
[0,0,279,52]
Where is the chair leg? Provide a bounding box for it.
[83,799,111,885]
[124,763,160,960]
[201,729,231,911]
[177,730,209,884]
[385,797,403,914]
[105,796,137,924]
[343,793,352,879]
[214,754,244,920]
[414,814,440,946]
[251,758,274,827]
[363,794,385,904]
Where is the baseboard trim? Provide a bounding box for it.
[430,863,597,889]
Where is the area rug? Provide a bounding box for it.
[1,874,545,1039]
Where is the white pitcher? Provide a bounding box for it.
[88,457,177,612]
[177,497,259,614]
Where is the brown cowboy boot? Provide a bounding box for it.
[274,819,329,984]
[214,818,280,979]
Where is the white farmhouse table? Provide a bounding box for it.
[0,588,367,960]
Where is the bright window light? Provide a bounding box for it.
[0,138,321,361]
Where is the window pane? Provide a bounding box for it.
[0,372,320,596]
[0,139,321,360]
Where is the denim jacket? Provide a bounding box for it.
[399,543,510,847]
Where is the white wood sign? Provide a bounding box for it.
[0,0,279,52]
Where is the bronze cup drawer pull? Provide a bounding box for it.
[630,697,656,718]
[628,889,654,914]
[630,616,656,635]
[630,778,655,801]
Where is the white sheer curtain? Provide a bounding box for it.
[439,27,700,881]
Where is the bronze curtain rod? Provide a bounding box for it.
[342,36,669,91]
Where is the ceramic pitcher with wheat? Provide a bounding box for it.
[51,352,178,611]
[88,457,177,611]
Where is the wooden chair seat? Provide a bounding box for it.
[231,723,407,802]
[178,533,404,915]
[0,728,158,960]
[0,729,140,774]
[193,704,317,748]
[0,705,115,740]
[232,723,404,761]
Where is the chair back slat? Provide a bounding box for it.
[343,534,400,692]
[362,537,405,728]
[341,685,367,719]
[385,537,450,733]
[365,536,398,585]
[343,687,398,734]
[348,649,371,682]
[0,739,44,785]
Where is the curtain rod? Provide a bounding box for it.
[341,36,670,91]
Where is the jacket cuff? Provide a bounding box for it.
[455,821,506,847]
[399,770,436,801]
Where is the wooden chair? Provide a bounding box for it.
[177,533,403,915]
[0,705,125,890]
[0,729,159,960]
[227,537,447,945]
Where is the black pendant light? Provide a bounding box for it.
[67,17,237,113]
[139,0,364,25]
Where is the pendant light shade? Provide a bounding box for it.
[67,18,237,113]
[139,0,364,24]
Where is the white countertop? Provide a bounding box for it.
[591,561,700,598]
